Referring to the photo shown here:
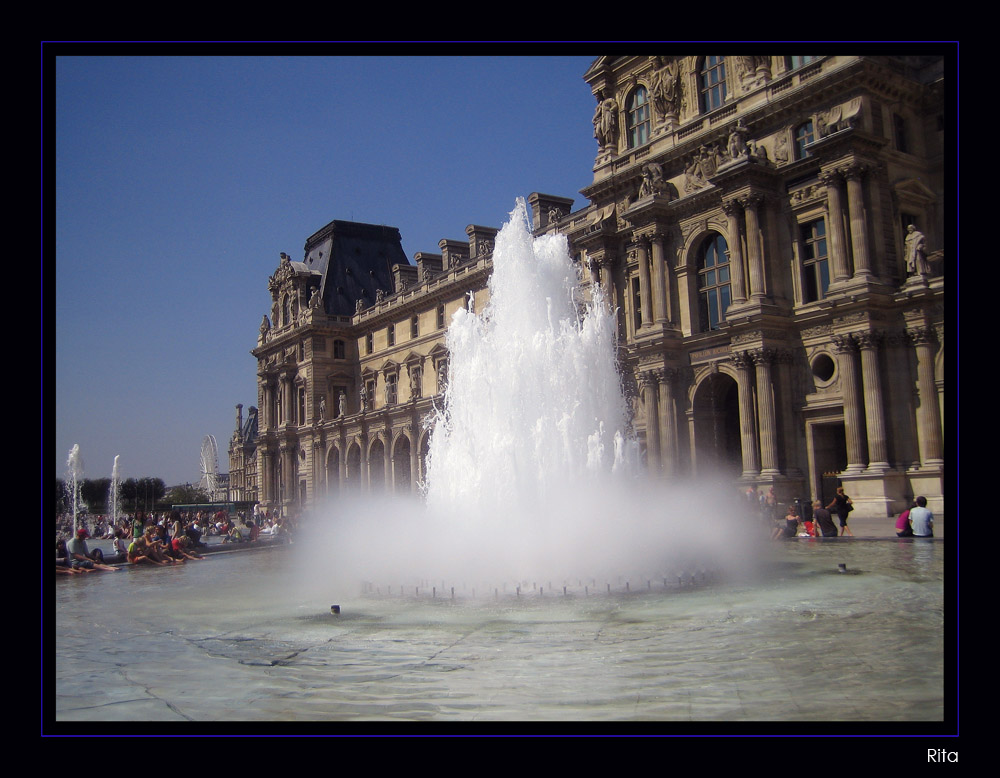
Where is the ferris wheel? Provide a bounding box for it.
[199,435,219,495]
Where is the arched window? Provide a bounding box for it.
[699,56,728,113]
[795,121,815,159]
[697,233,731,331]
[626,86,650,148]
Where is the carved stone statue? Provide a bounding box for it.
[318,396,326,420]
[904,224,930,276]
[338,391,346,417]
[409,366,421,398]
[259,315,271,338]
[355,298,365,315]
[360,383,368,412]
[727,119,750,160]
[638,162,666,198]
[375,288,385,304]
[593,90,618,149]
[650,58,682,118]
[308,287,321,310]
[773,134,789,164]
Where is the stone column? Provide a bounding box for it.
[657,368,678,476]
[821,169,851,283]
[742,193,766,299]
[854,330,890,471]
[751,348,781,475]
[832,334,866,472]
[598,258,615,309]
[259,448,271,505]
[640,372,661,473]
[635,239,652,328]
[650,233,670,323]
[732,352,761,477]
[722,199,748,304]
[844,164,873,278]
[908,328,943,466]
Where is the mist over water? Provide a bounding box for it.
[297,200,757,597]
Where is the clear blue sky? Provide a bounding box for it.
[52,54,598,487]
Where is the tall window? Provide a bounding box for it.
[626,86,650,148]
[893,113,908,153]
[333,339,345,360]
[794,121,814,159]
[411,314,419,339]
[387,323,395,347]
[800,219,829,302]
[437,304,445,330]
[365,332,373,355]
[697,234,731,331]
[699,56,728,113]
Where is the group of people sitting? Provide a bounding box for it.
[770,500,841,540]
[894,496,935,538]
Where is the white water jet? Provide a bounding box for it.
[304,200,755,594]
[108,455,122,530]
[423,198,631,513]
[66,445,83,535]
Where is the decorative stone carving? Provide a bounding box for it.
[338,391,346,417]
[375,289,385,304]
[638,162,667,198]
[308,287,322,309]
[259,315,271,339]
[650,57,683,121]
[773,133,789,164]
[727,119,750,160]
[355,298,365,315]
[593,89,619,150]
[904,225,930,276]
[318,396,326,420]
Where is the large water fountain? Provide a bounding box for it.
[302,200,752,594]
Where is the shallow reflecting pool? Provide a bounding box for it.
[53,539,946,723]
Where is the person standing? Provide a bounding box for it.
[909,496,934,538]
[827,487,854,536]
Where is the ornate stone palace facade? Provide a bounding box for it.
[230,55,945,519]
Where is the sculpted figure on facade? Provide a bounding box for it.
[638,162,666,198]
[904,224,930,276]
[375,288,385,304]
[355,298,365,315]
[360,383,368,412]
[684,146,716,192]
[338,390,346,418]
[318,396,326,420]
[727,119,750,160]
[259,315,271,341]
[308,287,322,310]
[593,89,619,150]
[650,57,683,120]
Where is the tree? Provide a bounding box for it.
[165,483,210,506]
[80,478,112,513]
